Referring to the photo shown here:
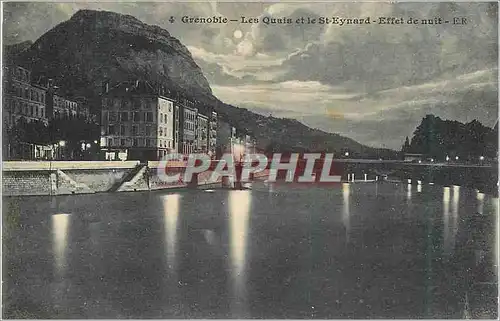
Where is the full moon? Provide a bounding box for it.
[233,29,243,39]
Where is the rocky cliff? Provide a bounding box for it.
[11,9,393,157]
[16,10,212,99]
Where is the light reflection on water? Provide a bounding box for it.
[451,186,460,251]
[443,187,452,256]
[477,190,485,214]
[162,193,181,271]
[229,190,252,318]
[493,197,499,279]
[51,213,71,309]
[342,183,350,243]
[442,186,460,256]
[52,213,71,274]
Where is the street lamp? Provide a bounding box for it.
[455,156,459,161]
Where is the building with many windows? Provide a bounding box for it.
[100,81,175,161]
[208,111,218,157]
[179,102,198,154]
[216,120,238,158]
[46,92,79,119]
[3,65,48,127]
[196,113,208,153]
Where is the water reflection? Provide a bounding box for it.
[451,186,460,247]
[342,183,350,243]
[443,187,452,255]
[477,190,485,214]
[162,194,181,270]
[407,184,412,202]
[51,213,71,310]
[493,198,499,278]
[228,190,252,317]
[443,186,460,256]
[52,214,71,274]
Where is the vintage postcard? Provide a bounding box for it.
[2,1,498,319]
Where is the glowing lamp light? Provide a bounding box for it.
[455,156,459,160]
[345,152,349,157]
[418,160,422,164]
[59,140,66,147]
[479,156,485,161]
[86,143,91,149]
[94,140,98,144]
[446,156,450,161]
[430,158,434,162]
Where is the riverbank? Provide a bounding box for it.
[2,161,498,197]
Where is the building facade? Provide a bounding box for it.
[208,111,218,157]
[196,113,208,153]
[100,81,175,161]
[3,65,48,127]
[47,93,79,119]
[216,120,237,158]
[180,104,198,154]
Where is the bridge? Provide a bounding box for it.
[151,157,498,195]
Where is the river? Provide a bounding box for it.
[3,181,498,318]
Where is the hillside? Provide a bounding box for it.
[404,115,498,159]
[10,9,394,158]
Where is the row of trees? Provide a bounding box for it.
[3,116,100,160]
[401,115,498,160]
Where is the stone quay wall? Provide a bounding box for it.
[2,161,230,197]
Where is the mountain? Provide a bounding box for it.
[9,9,394,157]
[4,40,32,61]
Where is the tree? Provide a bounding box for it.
[401,136,410,152]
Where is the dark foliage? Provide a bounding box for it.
[405,114,498,159]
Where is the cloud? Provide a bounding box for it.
[278,2,497,93]
[213,67,497,148]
